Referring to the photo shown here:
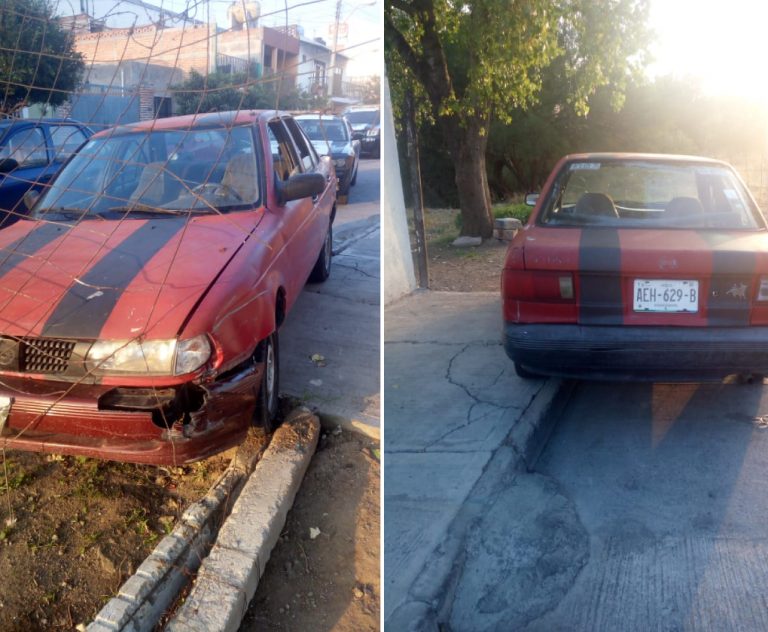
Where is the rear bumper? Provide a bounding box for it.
[503,323,768,381]
[0,362,263,465]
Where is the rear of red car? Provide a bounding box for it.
[502,154,768,380]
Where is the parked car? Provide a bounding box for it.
[295,113,360,201]
[503,153,768,381]
[0,118,92,224]
[0,110,336,464]
[344,106,380,158]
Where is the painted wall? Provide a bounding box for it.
[382,75,416,304]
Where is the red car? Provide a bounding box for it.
[0,110,336,464]
[503,153,768,381]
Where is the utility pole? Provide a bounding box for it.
[405,92,429,288]
[329,0,342,97]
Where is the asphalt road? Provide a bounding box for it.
[448,378,768,631]
[278,158,380,431]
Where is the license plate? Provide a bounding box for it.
[633,279,699,313]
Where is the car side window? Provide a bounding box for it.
[0,127,48,167]
[50,125,88,162]
[268,120,301,182]
[284,117,318,171]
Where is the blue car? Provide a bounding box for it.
[0,118,92,224]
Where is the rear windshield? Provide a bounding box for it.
[296,118,349,142]
[538,160,764,230]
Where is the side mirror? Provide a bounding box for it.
[525,193,539,207]
[277,172,326,206]
[0,158,19,173]
[23,190,39,211]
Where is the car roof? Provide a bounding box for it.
[562,152,729,166]
[0,118,86,130]
[92,110,287,138]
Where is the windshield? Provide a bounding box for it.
[538,160,763,230]
[345,110,378,125]
[296,118,349,143]
[35,126,260,219]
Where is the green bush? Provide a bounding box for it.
[454,202,532,230]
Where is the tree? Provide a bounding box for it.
[173,67,322,115]
[386,0,650,238]
[0,0,84,114]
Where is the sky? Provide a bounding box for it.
[648,0,768,104]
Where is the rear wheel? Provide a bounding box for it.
[253,331,280,433]
[308,223,332,283]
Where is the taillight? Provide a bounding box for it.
[503,270,576,302]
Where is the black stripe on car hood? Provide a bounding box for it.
[41,219,186,338]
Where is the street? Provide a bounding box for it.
[280,158,380,432]
[458,380,768,631]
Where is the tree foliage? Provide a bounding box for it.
[173,67,324,115]
[386,0,651,237]
[0,0,85,114]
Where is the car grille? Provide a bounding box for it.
[22,338,76,374]
[0,337,77,374]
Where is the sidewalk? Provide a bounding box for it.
[384,291,558,627]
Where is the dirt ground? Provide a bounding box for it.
[0,434,261,631]
[422,207,509,291]
[241,427,380,632]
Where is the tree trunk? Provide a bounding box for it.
[441,115,494,239]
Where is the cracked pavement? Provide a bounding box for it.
[384,291,551,625]
[279,160,380,430]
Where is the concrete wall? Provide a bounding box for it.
[383,75,417,304]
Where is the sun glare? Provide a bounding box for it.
[649,0,768,104]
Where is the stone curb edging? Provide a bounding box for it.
[165,410,320,631]
[386,378,577,631]
[86,434,266,632]
[86,408,316,632]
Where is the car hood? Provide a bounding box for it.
[0,211,263,340]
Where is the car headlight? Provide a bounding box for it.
[85,334,211,375]
[335,158,347,168]
[366,127,380,137]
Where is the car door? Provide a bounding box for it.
[268,118,322,297]
[0,125,51,221]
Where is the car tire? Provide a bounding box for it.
[253,331,280,433]
[308,223,332,283]
[514,361,539,379]
[351,165,358,186]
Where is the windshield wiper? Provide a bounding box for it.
[106,204,196,216]
[35,207,88,220]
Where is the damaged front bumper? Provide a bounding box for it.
[0,361,264,465]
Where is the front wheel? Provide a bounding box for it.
[308,223,332,283]
[253,331,280,433]
[514,361,540,379]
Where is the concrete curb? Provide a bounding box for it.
[87,437,265,632]
[165,409,320,631]
[333,215,379,256]
[386,378,576,630]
